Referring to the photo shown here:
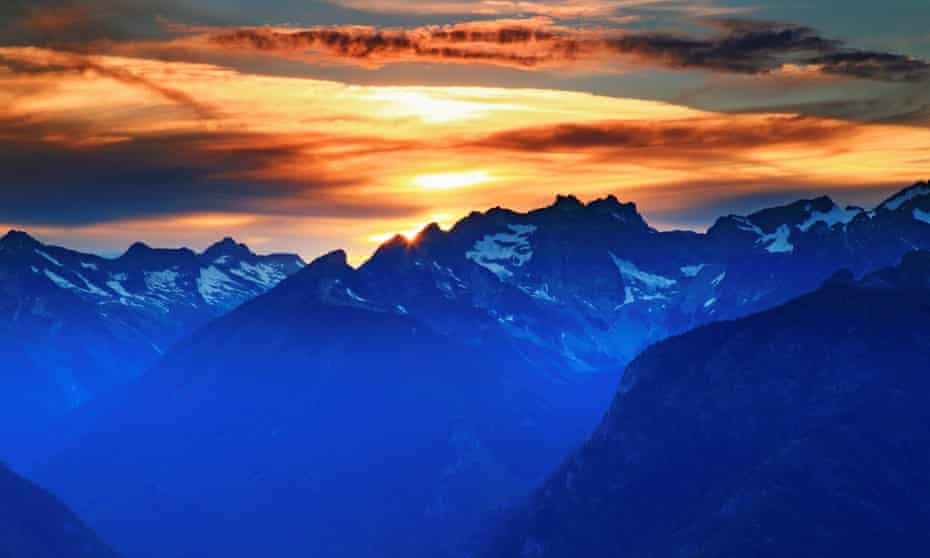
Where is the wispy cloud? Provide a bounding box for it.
[195,18,930,82]
[333,0,651,19]
[0,49,219,118]
[471,114,856,154]
[2,45,929,259]
[331,0,750,20]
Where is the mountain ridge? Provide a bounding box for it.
[30,181,930,558]
[481,250,930,557]
[0,232,305,467]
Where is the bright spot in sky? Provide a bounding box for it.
[369,90,498,123]
[414,170,493,191]
[368,214,453,244]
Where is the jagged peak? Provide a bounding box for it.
[119,241,197,262]
[709,195,853,237]
[552,194,583,210]
[307,249,350,271]
[747,195,836,219]
[209,236,241,249]
[203,236,253,259]
[877,180,930,211]
[587,194,622,208]
[383,234,409,248]
[276,248,370,306]
[123,241,152,256]
[0,229,41,248]
[413,222,445,243]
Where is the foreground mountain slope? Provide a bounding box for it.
[0,232,303,465]
[37,250,600,558]
[483,251,930,558]
[32,182,930,557]
[0,464,119,558]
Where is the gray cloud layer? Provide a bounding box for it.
[204,18,930,82]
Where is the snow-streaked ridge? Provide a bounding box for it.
[680,264,706,277]
[466,224,537,280]
[197,266,238,305]
[881,184,930,211]
[759,225,794,254]
[798,205,862,231]
[914,208,930,225]
[609,253,677,289]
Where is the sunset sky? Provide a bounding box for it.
[2,0,929,261]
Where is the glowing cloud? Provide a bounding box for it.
[1,45,929,261]
[414,170,494,190]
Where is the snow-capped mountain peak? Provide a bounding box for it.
[203,237,255,261]
[878,180,930,212]
[0,233,306,413]
[0,229,41,250]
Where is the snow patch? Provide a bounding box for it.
[609,253,677,289]
[44,270,76,290]
[732,216,763,236]
[520,283,557,302]
[35,249,62,267]
[704,297,717,308]
[229,261,286,289]
[758,225,794,254]
[530,284,557,302]
[197,266,237,305]
[466,224,537,280]
[797,205,862,231]
[914,208,930,225]
[711,272,726,287]
[882,184,930,211]
[345,288,368,303]
[144,270,181,294]
[79,262,98,271]
[680,264,706,277]
[106,280,132,298]
[77,273,109,297]
[735,216,794,253]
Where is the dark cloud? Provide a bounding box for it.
[206,22,585,69]
[605,19,841,74]
[200,18,930,82]
[0,122,425,225]
[470,114,855,154]
[808,50,930,82]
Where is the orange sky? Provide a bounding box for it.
[1,43,929,262]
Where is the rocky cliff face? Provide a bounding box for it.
[482,251,930,558]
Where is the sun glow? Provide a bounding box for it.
[368,90,501,123]
[367,214,453,244]
[3,46,930,263]
[414,170,494,191]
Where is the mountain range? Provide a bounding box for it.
[0,232,303,464]
[24,180,930,558]
[482,250,930,557]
